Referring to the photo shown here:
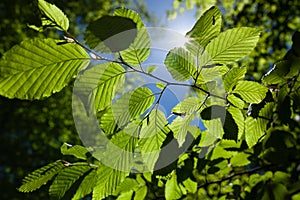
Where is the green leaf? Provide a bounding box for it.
[145,65,158,74]
[85,15,137,52]
[60,143,90,160]
[245,117,264,148]
[201,28,261,66]
[233,81,268,104]
[196,65,229,84]
[230,152,250,167]
[165,171,182,200]
[170,114,195,147]
[224,67,247,92]
[172,97,202,115]
[101,87,155,134]
[156,82,166,90]
[199,119,224,147]
[37,0,69,31]
[227,94,245,109]
[0,38,90,100]
[72,170,97,200]
[164,47,196,81]
[186,6,222,48]
[18,161,64,193]
[115,8,151,66]
[139,110,169,171]
[49,164,91,199]
[74,62,125,112]
[228,106,245,140]
[93,165,127,200]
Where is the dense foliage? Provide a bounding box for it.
[1,0,300,199]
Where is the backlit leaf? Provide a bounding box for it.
[233,81,268,104]
[0,38,90,99]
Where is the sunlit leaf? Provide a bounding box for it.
[72,170,97,200]
[60,143,91,160]
[201,28,261,66]
[230,152,250,167]
[245,117,264,148]
[0,38,90,99]
[164,47,196,81]
[224,67,247,92]
[165,171,182,200]
[49,164,91,199]
[233,81,268,104]
[37,0,69,31]
[75,62,125,112]
[145,65,158,74]
[170,114,195,147]
[18,161,64,192]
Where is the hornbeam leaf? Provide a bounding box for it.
[85,15,137,52]
[245,117,264,148]
[92,165,127,200]
[139,110,169,171]
[49,164,92,199]
[38,0,69,31]
[18,161,64,193]
[186,6,222,48]
[233,81,268,104]
[201,28,261,66]
[164,47,196,81]
[72,170,97,200]
[115,8,151,66]
[74,62,125,112]
[165,171,182,200]
[101,87,155,134]
[170,114,195,147]
[60,143,91,160]
[0,38,90,100]
[224,67,247,92]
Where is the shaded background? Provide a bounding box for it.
[1,0,300,199]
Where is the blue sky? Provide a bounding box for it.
[145,0,197,34]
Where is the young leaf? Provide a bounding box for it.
[172,97,202,115]
[227,94,245,109]
[60,143,90,160]
[74,62,125,112]
[200,28,261,66]
[230,152,250,167]
[164,47,196,81]
[72,170,97,200]
[139,110,169,171]
[186,6,222,48]
[170,114,195,147]
[0,38,90,100]
[18,161,64,193]
[115,8,151,66]
[233,81,268,104]
[100,87,155,134]
[228,106,245,140]
[37,0,69,31]
[49,164,92,199]
[224,67,247,92]
[199,119,224,147]
[196,65,229,84]
[92,165,127,200]
[84,15,137,52]
[245,117,264,148]
[165,171,182,200]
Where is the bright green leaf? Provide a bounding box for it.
[49,164,91,199]
[172,97,202,115]
[74,62,125,112]
[61,143,90,160]
[233,81,268,104]
[224,67,247,92]
[170,114,195,147]
[37,0,69,31]
[228,106,245,140]
[227,94,245,109]
[201,28,261,66]
[72,170,97,200]
[230,152,250,167]
[139,110,169,171]
[186,6,222,50]
[18,161,64,193]
[165,171,182,200]
[245,117,264,148]
[164,47,196,81]
[0,38,90,100]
